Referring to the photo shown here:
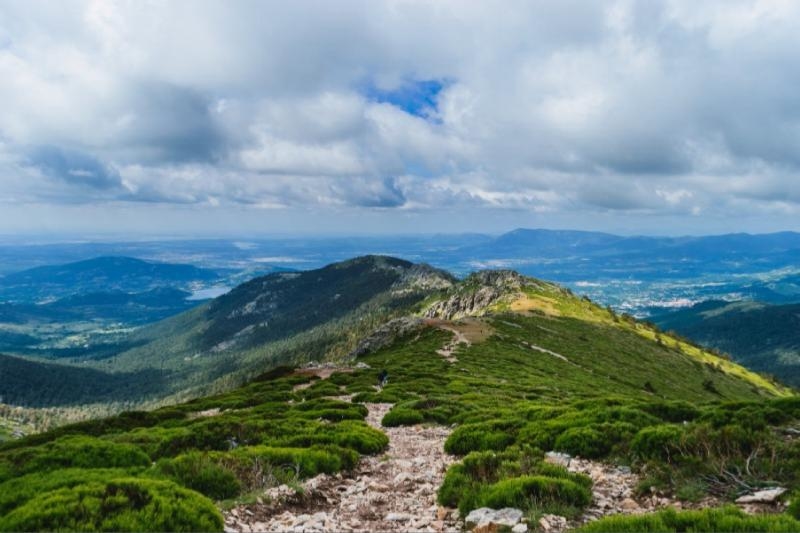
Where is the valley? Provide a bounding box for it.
[651,300,800,387]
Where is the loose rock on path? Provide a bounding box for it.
[224,403,462,532]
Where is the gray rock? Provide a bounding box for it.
[736,487,787,504]
[349,317,426,358]
[386,512,412,521]
[545,451,572,467]
[423,270,535,320]
[465,507,524,530]
[538,514,567,532]
[512,524,529,533]
[292,514,311,525]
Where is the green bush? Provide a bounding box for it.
[631,424,685,462]
[479,475,592,511]
[528,462,592,488]
[218,445,358,491]
[0,436,150,481]
[554,427,610,459]
[156,452,241,500]
[280,420,388,454]
[437,464,476,509]
[0,468,138,516]
[461,451,506,482]
[382,407,424,427]
[0,477,223,532]
[640,401,700,423]
[445,422,517,455]
[576,505,800,532]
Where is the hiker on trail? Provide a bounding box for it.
[378,369,388,389]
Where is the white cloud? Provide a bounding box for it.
[0,0,799,233]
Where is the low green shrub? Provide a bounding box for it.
[631,424,684,462]
[0,477,223,532]
[382,407,424,427]
[576,505,800,532]
[445,421,517,455]
[0,468,138,516]
[298,380,340,399]
[639,400,699,423]
[437,464,478,509]
[156,452,241,500]
[787,493,800,520]
[0,436,150,481]
[554,427,609,458]
[461,450,506,482]
[479,475,592,511]
[280,420,388,454]
[217,445,359,491]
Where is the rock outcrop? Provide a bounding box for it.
[394,263,456,292]
[349,317,427,358]
[424,270,531,320]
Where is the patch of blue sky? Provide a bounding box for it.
[362,78,450,121]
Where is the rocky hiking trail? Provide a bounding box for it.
[224,401,463,533]
[223,321,788,533]
[223,404,786,533]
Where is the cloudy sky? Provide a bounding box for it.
[1,0,800,236]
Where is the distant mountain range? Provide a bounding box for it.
[0,256,220,302]
[458,229,800,279]
[3,230,800,316]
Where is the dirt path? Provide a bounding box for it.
[224,403,462,533]
[426,318,494,363]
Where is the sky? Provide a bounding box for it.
[1,0,800,237]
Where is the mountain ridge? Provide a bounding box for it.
[1,254,787,409]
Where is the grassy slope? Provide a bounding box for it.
[2,257,453,407]
[652,300,800,387]
[509,281,787,397]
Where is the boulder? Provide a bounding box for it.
[465,507,524,531]
[735,487,787,504]
[544,451,572,467]
[538,514,567,532]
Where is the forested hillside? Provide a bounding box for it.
[652,300,800,387]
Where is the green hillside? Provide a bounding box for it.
[29,256,455,405]
[0,258,796,531]
[652,300,800,387]
[0,354,167,407]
